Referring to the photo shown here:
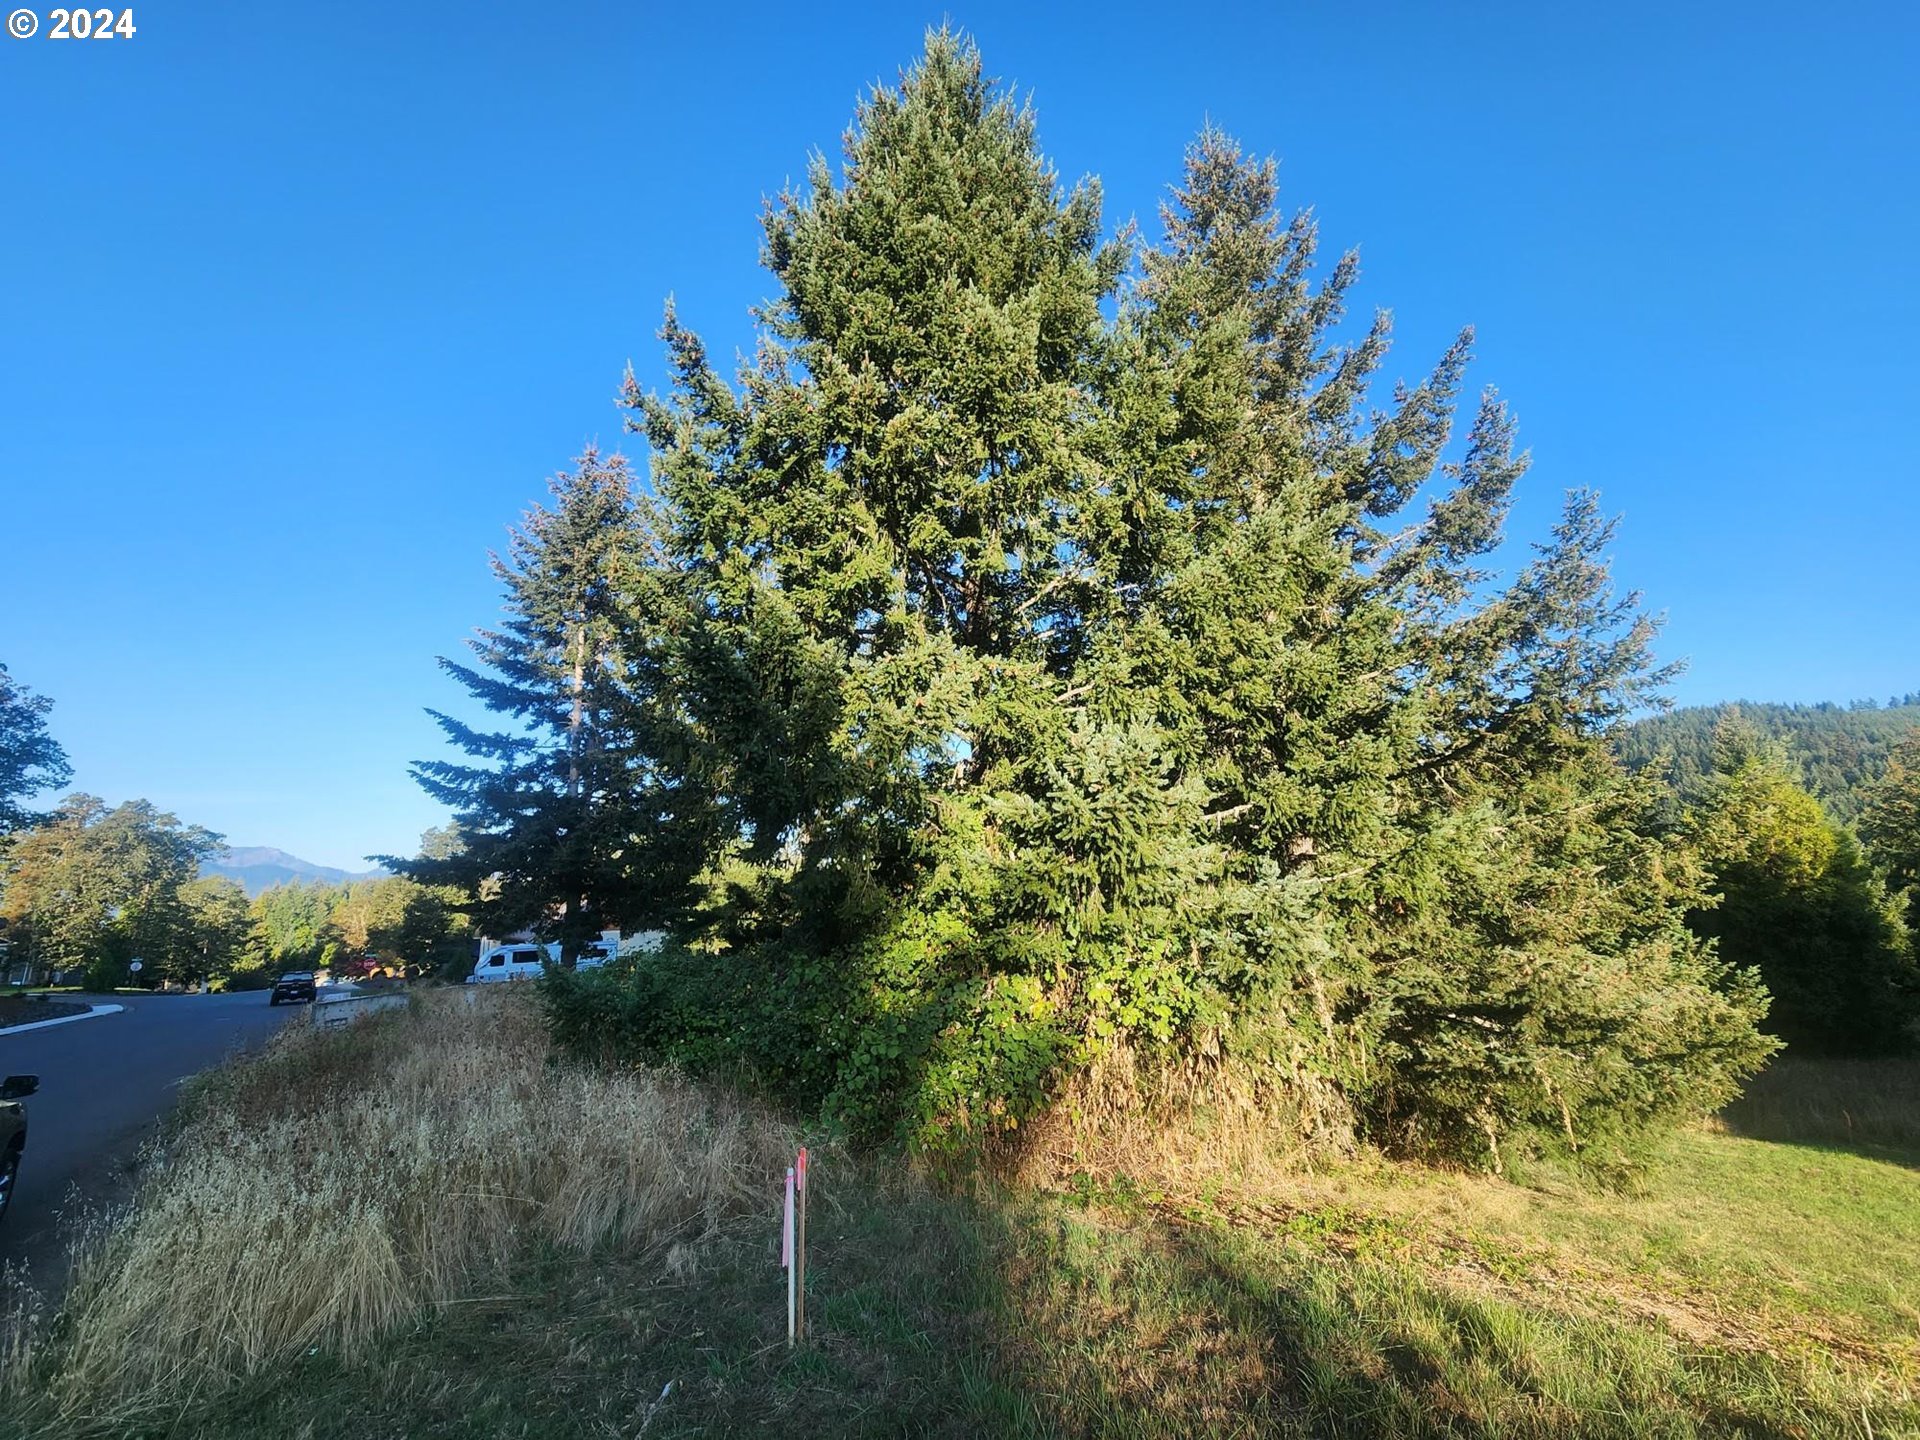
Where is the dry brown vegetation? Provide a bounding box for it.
[1,989,795,1422]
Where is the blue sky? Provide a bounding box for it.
[1,2,1914,869]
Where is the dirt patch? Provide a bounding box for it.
[0,997,88,1030]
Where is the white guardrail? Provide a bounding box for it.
[310,991,410,1030]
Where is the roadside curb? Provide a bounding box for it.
[0,1003,126,1036]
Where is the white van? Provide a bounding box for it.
[576,939,617,970]
[467,939,617,984]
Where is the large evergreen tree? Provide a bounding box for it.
[1061,125,1753,1166]
[399,449,699,956]
[455,33,1771,1168]
[1858,726,1920,895]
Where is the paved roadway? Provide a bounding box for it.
[0,989,338,1278]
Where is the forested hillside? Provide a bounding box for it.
[1619,697,1920,820]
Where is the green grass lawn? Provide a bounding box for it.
[3,1000,1912,1439]
[1256,1125,1920,1354]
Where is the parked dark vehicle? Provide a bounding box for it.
[269,972,318,1006]
[1,1074,39,1225]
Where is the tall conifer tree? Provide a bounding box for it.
[1687,719,1916,1053]
[435,32,1779,1166]
[1860,727,1920,895]
[402,449,670,955]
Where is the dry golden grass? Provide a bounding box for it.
[8,988,795,1420]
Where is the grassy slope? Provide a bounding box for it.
[4,999,1913,1440]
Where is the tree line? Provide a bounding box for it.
[238,866,472,984]
[401,33,1920,1175]
[0,667,469,991]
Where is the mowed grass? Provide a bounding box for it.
[1,995,1913,1439]
[1720,1053,1920,1159]
[1248,1121,1920,1354]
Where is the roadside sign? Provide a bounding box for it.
[128,959,144,973]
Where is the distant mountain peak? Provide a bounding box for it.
[201,846,387,897]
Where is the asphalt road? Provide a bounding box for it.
[0,989,337,1278]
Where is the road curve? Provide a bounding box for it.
[0,989,325,1279]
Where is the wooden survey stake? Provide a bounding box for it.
[795,1147,809,1342]
[781,1147,812,1347]
[783,1164,796,1346]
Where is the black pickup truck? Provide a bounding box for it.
[269,972,318,1006]
[0,1074,39,1225]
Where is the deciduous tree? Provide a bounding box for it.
[0,663,72,834]
[249,881,337,971]
[1687,719,1916,1053]
[0,795,222,988]
[177,876,254,985]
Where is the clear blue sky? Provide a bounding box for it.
[2,2,1914,869]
